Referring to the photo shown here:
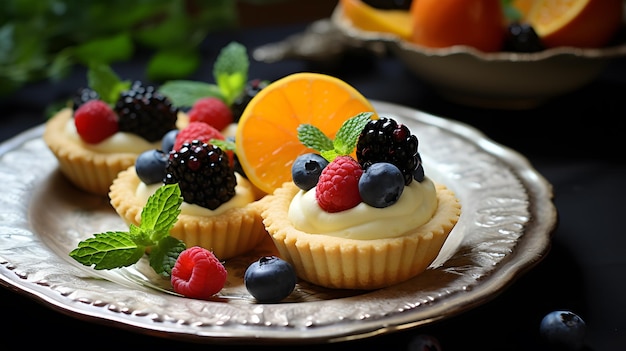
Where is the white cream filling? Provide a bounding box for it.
[135,173,254,216]
[288,177,438,240]
[65,118,161,153]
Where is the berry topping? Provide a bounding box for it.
[356,117,421,185]
[244,256,297,303]
[135,149,169,185]
[231,79,268,123]
[539,310,587,350]
[71,87,100,111]
[503,22,545,53]
[188,97,233,131]
[291,153,329,191]
[73,99,119,144]
[358,162,405,208]
[173,121,225,152]
[315,155,363,213]
[114,80,178,142]
[164,140,237,210]
[171,246,227,300]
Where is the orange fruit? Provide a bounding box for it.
[339,0,412,40]
[512,0,535,20]
[525,0,623,48]
[235,72,377,195]
[409,0,506,52]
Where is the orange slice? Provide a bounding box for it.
[339,0,412,40]
[526,0,623,48]
[512,0,534,20]
[235,72,377,195]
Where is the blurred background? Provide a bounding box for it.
[0,0,338,98]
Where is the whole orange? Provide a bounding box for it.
[409,0,506,52]
[526,0,623,48]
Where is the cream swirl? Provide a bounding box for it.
[288,177,438,240]
[135,173,254,216]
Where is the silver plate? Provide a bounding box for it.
[0,100,556,344]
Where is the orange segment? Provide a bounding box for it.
[526,0,623,48]
[235,72,377,195]
[339,0,412,40]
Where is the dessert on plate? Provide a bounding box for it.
[43,79,184,196]
[108,120,268,260]
[256,115,461,290]
[232,71,461,290]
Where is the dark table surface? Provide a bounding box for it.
[1,22,625,351]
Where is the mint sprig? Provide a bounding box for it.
[297,112,374,162]
[86,63,131,105]
[69,184,185,276]
[158,41,249,108]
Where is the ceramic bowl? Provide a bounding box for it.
[331,4,626,109]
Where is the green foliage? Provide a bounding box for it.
[69,184,185,276]
[158,41,250,108]
[297,112,374,162]
[0,0,238,96]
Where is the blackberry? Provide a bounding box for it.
[362,0,412,10]
[503,22,544,53]
[114,81,178,142]
[71,87,99,111]
[356,117,421,185]
[164,140,237,210]
[231,79,269,123]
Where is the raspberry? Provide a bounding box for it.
[73,99,119,144]
[315,156,363,213]
[188,97,233,131]
[171,246,227,300]
[173,121,225,151]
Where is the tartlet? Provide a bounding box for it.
[109,166,268,260]
[257,180,461,290]
[43,107,187,196]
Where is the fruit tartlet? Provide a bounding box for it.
[109,122,267,260]
[257,114,461,290]
[44,80,184,196]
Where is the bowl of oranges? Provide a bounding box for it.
[333,0,626,109]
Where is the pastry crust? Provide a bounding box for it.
[43,108,138,195]
[43,108,189,196]
[109,167,268,260]
[257,182,461,290]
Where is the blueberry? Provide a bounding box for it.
[539,310,586,350]
[406,334,441,351]
[291,153,329,191]
[359,162,405,208]
[135,149,169,184]
[161,129,179,153]
[244,256,297,303]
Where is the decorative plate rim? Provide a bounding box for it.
[0,100,556,344]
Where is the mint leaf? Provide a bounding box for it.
[140,183,182,242]
[69,184,184,275]
[297,112,375,162]
[297,124,334,152]
[158,80,223,108]
[149,236,186,276]
[213,41,248,105]
[210,138,236,151]
[333,112,373,156]
[87,63,130,104]
[69,231,146,270]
